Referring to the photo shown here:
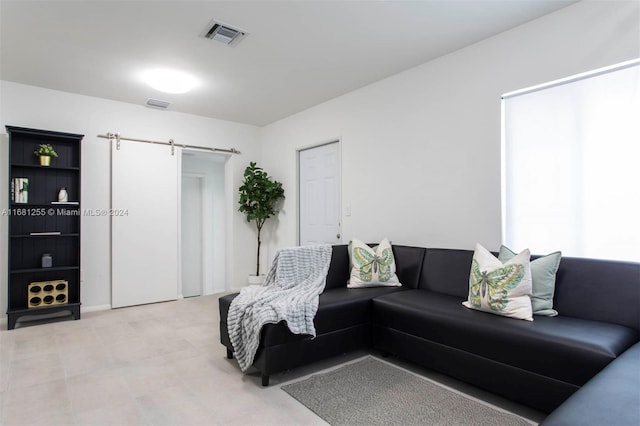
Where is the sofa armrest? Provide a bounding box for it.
[541,341,640,426]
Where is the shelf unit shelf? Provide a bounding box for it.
[11,234,80,238]
[10,266,80,274]
[8,303,83,318]
[10,203,80,206]
[6,126,83,330]
[11,164,80,171]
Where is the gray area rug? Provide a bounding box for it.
[282,356,533,426]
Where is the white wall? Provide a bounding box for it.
[259,1,640,260]
[0,81,261,318]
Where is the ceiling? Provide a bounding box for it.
[0,1,576,126]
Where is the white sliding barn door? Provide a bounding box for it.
[299,142,341,245]
[112,140,179,308]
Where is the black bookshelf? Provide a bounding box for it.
[6,126,83,329]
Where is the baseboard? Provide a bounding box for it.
[81,304,111,313]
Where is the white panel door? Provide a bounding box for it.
[299,142,341,245]
[112,140,179,308]
[181,175,203,298]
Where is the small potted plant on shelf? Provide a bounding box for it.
[238,162,285,284]
[34,144,58,166]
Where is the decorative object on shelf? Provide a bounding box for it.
[28,280,68,308]
[34,143,58,166]
[11,178,29,203]
[238,161,285,281]
[58,187,68,202]
[41,253,53,268]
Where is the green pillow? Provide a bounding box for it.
[499,246,561,316]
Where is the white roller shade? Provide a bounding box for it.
[502,61,640,261]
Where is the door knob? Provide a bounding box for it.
[336,234,341,239]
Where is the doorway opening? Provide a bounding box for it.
[180,150,227,298]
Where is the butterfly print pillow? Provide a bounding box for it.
[348,238,402,288]
[463,243,533,321]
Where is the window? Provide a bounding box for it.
[502,60,640,262]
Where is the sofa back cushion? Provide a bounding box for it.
[554,257,640,332]
[325,244,426,290]
[419,248,474,298]
[391,245,426,289]
[325,245,351,290]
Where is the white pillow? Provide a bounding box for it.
[348,238,401,288]
[463,243,533,321]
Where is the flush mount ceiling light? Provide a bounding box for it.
[141,69,197,94]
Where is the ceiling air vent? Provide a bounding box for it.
[202,20,247,46]
[145,98,171,109]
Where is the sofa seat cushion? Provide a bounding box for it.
[314,287,406,333]
[220,286,406,347]
[372,290,638,386]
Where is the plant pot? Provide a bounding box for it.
[248,274,266,285]
[39,155,51,166]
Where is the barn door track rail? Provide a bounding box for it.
[98,132,241,155]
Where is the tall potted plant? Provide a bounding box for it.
[238,162,285,282]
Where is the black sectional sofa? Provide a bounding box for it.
[219,244,640,423]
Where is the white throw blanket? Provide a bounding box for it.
[227,244,333,372]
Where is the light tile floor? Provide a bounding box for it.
[0,294,545,425]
